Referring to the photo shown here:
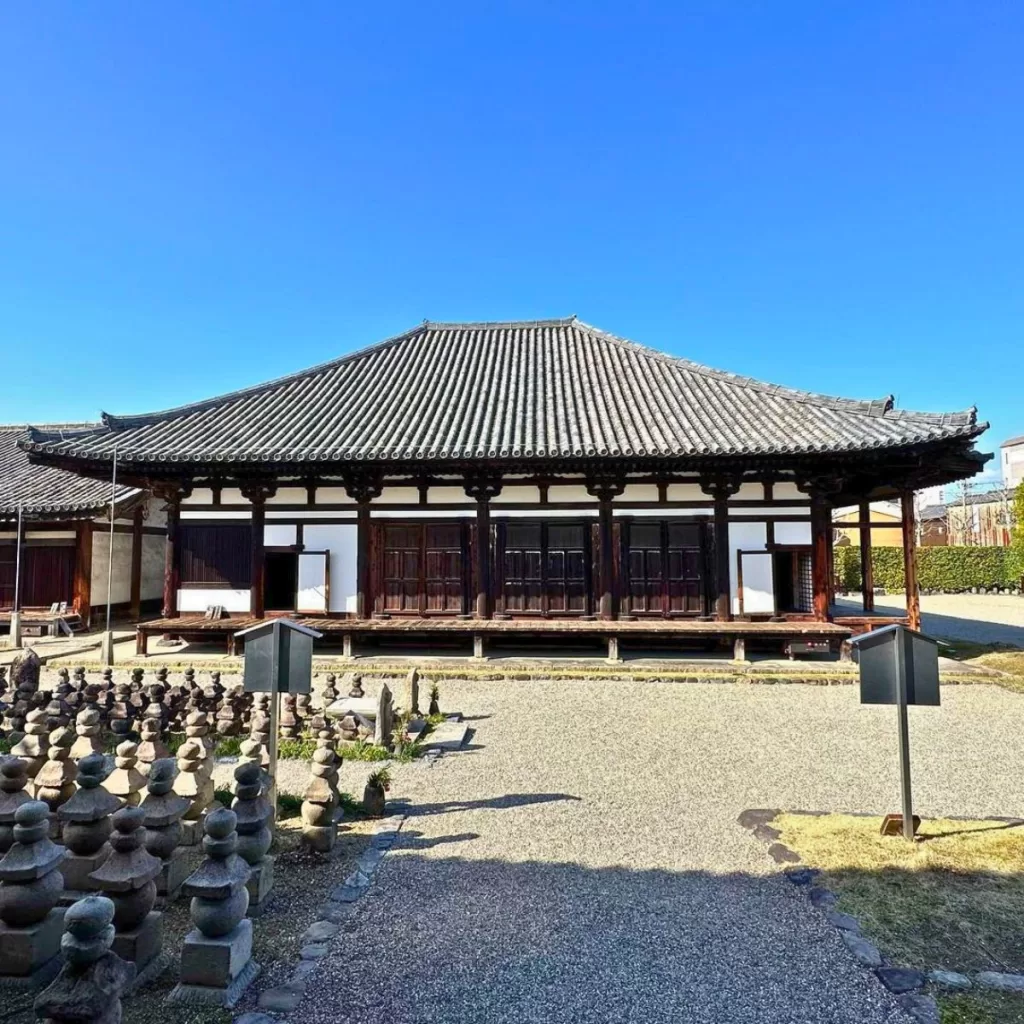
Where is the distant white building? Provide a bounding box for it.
[1002,435,1024,489]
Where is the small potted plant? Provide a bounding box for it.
[363,767,391,818]
[428,683,441,718]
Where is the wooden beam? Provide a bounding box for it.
[74,520,93,628]
[343,473,383,620]
[902,490,921,631]
[129,504,144,620]
[465,476,502,619]
[858,500,874,613]
[586,476,626,620]
[159,485,192,619]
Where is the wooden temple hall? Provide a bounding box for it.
[22,318,989,658]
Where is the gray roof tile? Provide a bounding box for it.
[22,318,984,467]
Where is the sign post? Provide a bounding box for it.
[850,623,941,840]
[236,618,322,805]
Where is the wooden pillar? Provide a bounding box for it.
[129,504,144,620]
[345,475,383,619]
[700,476,741,621]
[810,494,832,622]
[74,520,93,628]
[159,484,192,619]
[586,477,625,621]
[241,482,275,620]
[858,499,875,613]
[465,477,501,619]
[901,489,921,632]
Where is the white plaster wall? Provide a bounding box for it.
[614,484,659,503]
[220,488,249,505]
[775,522,812,546]
[731,507,807,517]
[178,588,252,613]
[774,481,807,500]
[491,485,541,504]
[267,510,356,520]
[303,524,358,613]
[666,483,705,502]
[182,489,214,506]
[614,508,707,517]
[145,495,168,528]
[495,509,599,519]
[370,509,475,519]
[90,531,133,605]
[141,534,165,600]
[426,486,467,504]
[375,487,419,504]
[314,488,355,505]
[268,487,307,505]
[265,524,297,546]
[182,510,251,521]
[729,521,768,615]
[735,482,765,500]
[547,484,593,503]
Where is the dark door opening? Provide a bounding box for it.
[264,551,298,612]
[772,548,812,613]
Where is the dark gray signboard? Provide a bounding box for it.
[851,623,940,707]
[238,619,323,694]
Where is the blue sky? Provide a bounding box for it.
[1,3,1021,479]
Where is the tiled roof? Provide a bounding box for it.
[22,318,985,467]
[1003,434,1024,448]
[0,425,139,520]
[922,488,1015,520]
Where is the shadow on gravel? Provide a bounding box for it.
[389,792,582,817]
[313,853,922,1024]
[398,830,482,849]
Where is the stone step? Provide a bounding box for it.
[424,721,468,751]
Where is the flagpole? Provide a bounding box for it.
[105,449,118,635]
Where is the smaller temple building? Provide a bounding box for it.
[1,425,166,628]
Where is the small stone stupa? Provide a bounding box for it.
[0,800,68,986]
[169,808,258,1007]
[231,762,273,910]
[89,806,163,978]
[300,747,340,853]
[102,741,146,808]
[139,759,191,899]
[33,895,134,1024]
[0,755,33,853]
[57,754,119,894]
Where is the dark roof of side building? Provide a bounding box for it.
[22,318,986,466]
[0,425,139,520]
[920,487,1015,520]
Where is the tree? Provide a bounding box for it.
[1013,481,1024,553]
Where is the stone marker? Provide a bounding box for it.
[403,668,420,716]
[231,763,273,910]
[135,713,169,779]
[57,754,119,894]
[169,808,258,1007]
[34,895,134,1024]
[300,748,339,853]
[175,711,215,846]
[0,756,34,854]
[373,684,394,749]
[102,742,146,808]
[139,759,191,900]
[88,806,163,978]
[0,801,68,986]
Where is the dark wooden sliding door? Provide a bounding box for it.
[377,522,468,615]
[0,542,76,610]
[496,520,591,617]
[621,520,708,617]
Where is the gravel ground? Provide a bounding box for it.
[289,678,1024,1024]
[836,592,1024,646]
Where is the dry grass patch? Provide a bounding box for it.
[940,642,1024,694]
[773,813,1024,974]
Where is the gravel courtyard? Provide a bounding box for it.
[293,678,1024,1024]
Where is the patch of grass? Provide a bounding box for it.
[214,735,243,757]
[0,736,12,755]
[940,991,1024,1024]
[278,737,317,760]
[338,737,423,763]
[425,712,447,727]
[773,813,1024,975]
[166,732,186,755]
[940,640,1024,694]
[276,791,302,820]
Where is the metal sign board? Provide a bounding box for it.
[850,623,940,707]
[238,618,322,694]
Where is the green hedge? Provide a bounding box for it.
[835,545,1024,593]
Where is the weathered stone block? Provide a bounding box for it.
[245,857,274,908]
[156,848,189,899]
[60,849,110,894]
[0,905,64,979]
[180,918,253,988]
[178,818,204,848]
[111,911,162,972]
